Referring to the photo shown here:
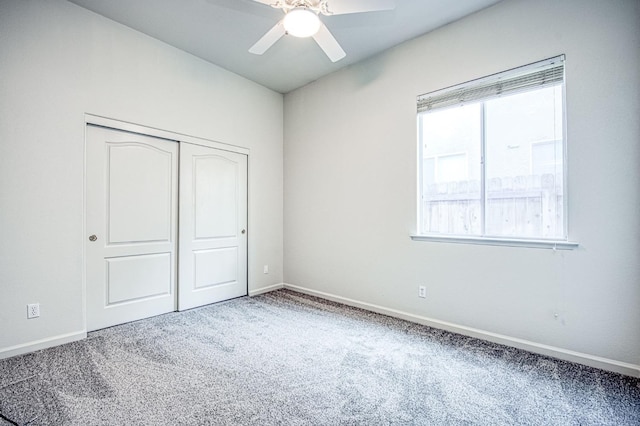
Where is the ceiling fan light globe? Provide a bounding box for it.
[283,8,321,38]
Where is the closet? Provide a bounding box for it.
[85,123,247,331]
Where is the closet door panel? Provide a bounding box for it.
[178,143,247,310]
[86,125,178,331]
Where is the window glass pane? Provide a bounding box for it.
[420,104,482,235]
[484,85,564,238]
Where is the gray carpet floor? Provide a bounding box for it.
[1,289,638,425]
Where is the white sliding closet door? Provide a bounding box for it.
[178,142,248,310]
[86,125,178,331]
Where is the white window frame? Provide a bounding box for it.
[412,56,578,250]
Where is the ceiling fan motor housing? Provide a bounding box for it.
[272,0,333,15]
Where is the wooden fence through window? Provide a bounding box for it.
[423,174,563,238]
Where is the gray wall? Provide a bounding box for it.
[284,0,640,373]
[0,0,284,356]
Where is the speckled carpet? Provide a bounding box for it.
[1,289,638,425]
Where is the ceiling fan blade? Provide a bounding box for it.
[312,23,346,62]
[249,21,286,55]
[323,0,395,15]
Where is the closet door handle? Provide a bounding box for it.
[241,229,246,234]
[89,234,97,242]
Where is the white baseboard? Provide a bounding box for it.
[4,286,637,378]
[0,331,87,360]
[283,283,640,378]
[0,285,287,359]
[249,283,284,297]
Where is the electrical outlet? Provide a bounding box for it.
[418,286,426,298]
[27,303,40,319]
[263,265,269,274]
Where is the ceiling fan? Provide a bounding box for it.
[249,0,395,62]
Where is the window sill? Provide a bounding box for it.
[410,234,579,250]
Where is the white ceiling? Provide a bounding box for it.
[68,0,502,93]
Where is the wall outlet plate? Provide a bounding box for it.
[27,303,40,319]
[418,286,427,298]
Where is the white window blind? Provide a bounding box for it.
[417,56,565,113]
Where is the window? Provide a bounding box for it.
[423,153,468,188]
[416,56,574,247]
